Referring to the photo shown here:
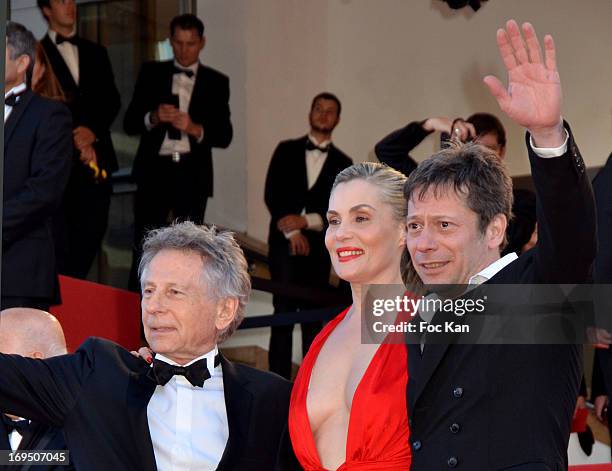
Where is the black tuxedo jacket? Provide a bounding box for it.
[407,127,596,470]
[264,135,352,254]
[374,120,424,176]
[0,338,293,470]
[124,60,233,197]
[40,34,120,174]
[0,419,73,471]
[2,90,72,300]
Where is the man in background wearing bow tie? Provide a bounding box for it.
[124,13,233,292]
[2,22,72,311]
[0,222,295,470]
[38,0,121,280]
[264,93,352,379]
[0,308,73,471]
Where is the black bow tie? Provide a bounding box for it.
[149,355,220,387]
[5,91,23,107]
[56,34,78,45]
[1,414,30,435]
[173,66,195,78]
[306,139,330,153]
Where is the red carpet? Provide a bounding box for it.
[50,276,141,352]
[570,466,612,470]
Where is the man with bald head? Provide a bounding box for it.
[0,308,73,471]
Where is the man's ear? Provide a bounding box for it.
[200,35,206,52]
[16,54,31,76]
[486,214,507,250]
[214,297,238,332]
[30,351,44,360]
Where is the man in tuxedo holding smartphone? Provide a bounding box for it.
[124,13,233,291]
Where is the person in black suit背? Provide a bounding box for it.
[2,22,72,311]
[403,20,596,470]
[124,13,233,292]
[264,92,353,379]
[38,0,121,280]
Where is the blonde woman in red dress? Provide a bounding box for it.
[289,162,412,470]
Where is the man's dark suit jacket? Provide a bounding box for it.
[265,135,352,258]
[373,120,423,176]
[407,127,596,470]
[2,90,72,303]
[40,34,120,175]
[0,419,74,471]
[589,153,612,451]
[124,60,233,197]
[0,338,294,470]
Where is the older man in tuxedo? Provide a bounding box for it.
[0,222,294,470]
[404,21,596,470]
[124,13,232,291]
[0,309,73,471]
[38,0,121,279]
[2,22,72,310]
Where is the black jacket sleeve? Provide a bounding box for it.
[264,142,293,219]
[374,120,430,177]
[123,62,155,136]
[593,153,612,283]
[526,123,596,284]
[0,339,99,427]
[198,73,232,150]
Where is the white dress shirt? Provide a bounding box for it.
[283,134,329,239]
[144,61,204,156]
[4,82,27,123]
[468,252,519,285]
[8,424,26,451]
[48,30,79,85]
[147,346,228,471]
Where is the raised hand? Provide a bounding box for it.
[484,20,564,147]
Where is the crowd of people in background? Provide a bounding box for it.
[3,1,612,469]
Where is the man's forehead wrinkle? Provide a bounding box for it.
[413,182,469,203]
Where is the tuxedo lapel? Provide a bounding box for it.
[19,423,54,471]
[217,356,253,470]
[125,371,158,471]
[411,308,460,405]
[0,420,10,451]
[297,137,309,192]
[4,90,34,148]
[412,342,452,405]
[17,422,48,452]
[187,64,206,118]
[310,144,337,190]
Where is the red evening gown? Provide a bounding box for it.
[289,307,411,471]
